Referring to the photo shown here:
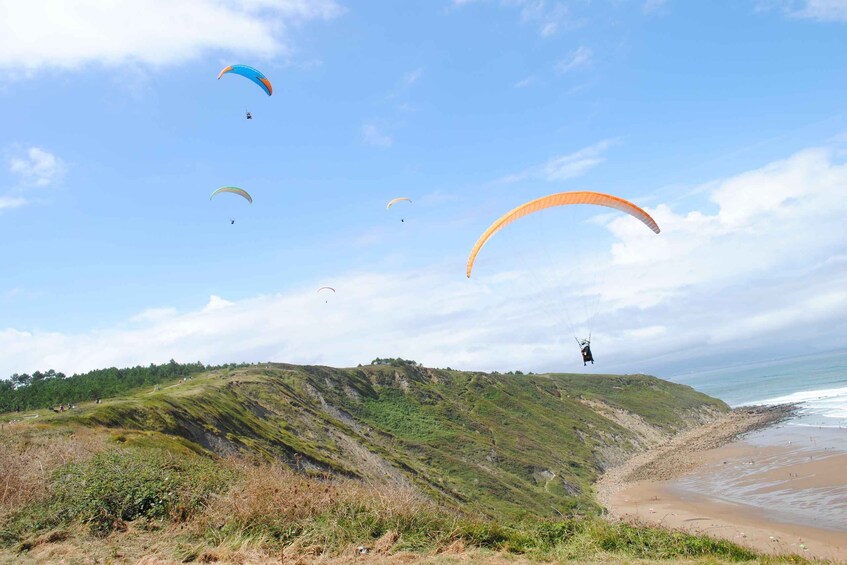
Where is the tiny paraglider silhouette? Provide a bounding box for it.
[386,197,412,223]
[245,111,252,120]
[210,187,252,225]
[318,286,335,303]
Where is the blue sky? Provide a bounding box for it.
[1,0,846,377]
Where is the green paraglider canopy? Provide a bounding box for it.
[210,186,253,203]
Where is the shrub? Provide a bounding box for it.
[56,448,232,535]
[1,447,232,543]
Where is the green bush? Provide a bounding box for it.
[54,448,231,535]
[530,519,580,547]
[1,448,232,543]
[592,521,758,561]
[451,520,511,548]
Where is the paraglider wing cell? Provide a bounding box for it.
[466,191,660,278]
[210,186,253,203]
[217,65,273,96]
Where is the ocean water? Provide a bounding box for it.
[668,350,847,533]
[669,349,847,428]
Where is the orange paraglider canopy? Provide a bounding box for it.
[466,191,660,278]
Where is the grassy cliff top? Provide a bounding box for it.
[5,362,727,519]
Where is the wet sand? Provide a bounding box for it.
[597,406,847,562]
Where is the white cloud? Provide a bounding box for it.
[0,0,342,73]
[385,68,424,104]
[512,0,573,37]
[202,295,235,313]
[756,0,847,22]
[513,75,537,88]
[2,288,25,301]
[0,196,27,210]
[371,70,422,148]
[788,0,847,21]
[589,149,847,351]
[500,139,617,183]
[2,147,847,377]
[9,147,65,187]
[0,273,494,375]
[131,307,179,323]
[403,68,424,86]
[362,123,394,148]
[625,325,667,339]
[542,141,611,180]
[555,46,592,74]
[642,0,669,14]
[2,146,65,211]
[453,0,575,36]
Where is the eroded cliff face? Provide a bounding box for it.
[75,363,728,518]
[579,397,727,471]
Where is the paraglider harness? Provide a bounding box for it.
[576,337,594,366]
[245,111,253,120]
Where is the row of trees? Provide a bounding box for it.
[1,359,212,413]
[369,357,422,367]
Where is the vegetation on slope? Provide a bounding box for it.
[5,362,727,521]
[0,424,810,564]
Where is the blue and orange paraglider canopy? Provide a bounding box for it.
[217,65,273,96]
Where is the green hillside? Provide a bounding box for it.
[38,363,725,518]
[4,363,803,564]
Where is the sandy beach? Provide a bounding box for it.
[597,405,847,562]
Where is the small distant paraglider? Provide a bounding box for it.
[318,286,336,303]
[210,187,252,225]
[218,64,271,119]
[386,197,412,222]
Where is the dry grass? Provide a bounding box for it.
[213,460,429,523]
[0,424,103,517]
[198,459,442,557]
